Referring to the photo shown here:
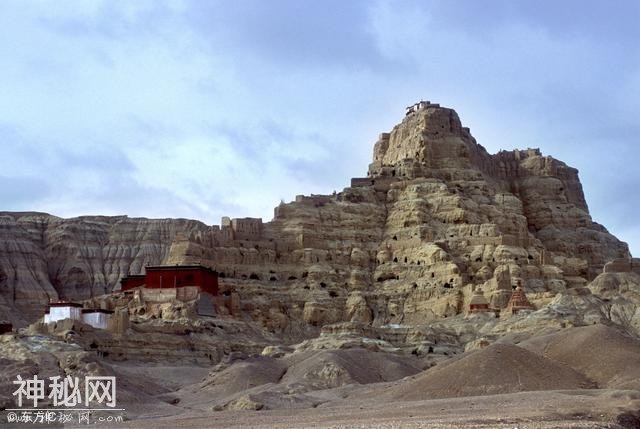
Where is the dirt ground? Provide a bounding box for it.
[102,389,640,429]
[5,325,640,429]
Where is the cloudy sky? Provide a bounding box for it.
[1,1,638,255]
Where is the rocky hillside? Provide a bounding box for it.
[170,102,633,335]
[0,213,208,324]
[2,102,640,427]
[0,102,635,331]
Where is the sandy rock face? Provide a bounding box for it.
[0,213,209,324]
[0,103,633,333]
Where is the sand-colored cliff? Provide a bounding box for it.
[0,103,635,332]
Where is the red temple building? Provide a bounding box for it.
[119,264,219,296]
[120,274,145,291]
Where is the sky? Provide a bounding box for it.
[0,1,638,256]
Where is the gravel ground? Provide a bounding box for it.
[101,389,640,429]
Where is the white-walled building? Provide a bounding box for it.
[44,301,83,324]
[44,301,113,330]
[81,309,113,329]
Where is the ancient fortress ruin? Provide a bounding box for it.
[3,101,640,426]
[126,100,637,327]
[0,101,638,336]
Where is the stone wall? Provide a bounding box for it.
[230,218,263,241]
[176,286,200,302]
[142,289,177,302]
[603,258,640,275]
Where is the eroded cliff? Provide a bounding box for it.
[0,102,633,332]
[0,213,208,324]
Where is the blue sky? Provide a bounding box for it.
[0,1,638,256]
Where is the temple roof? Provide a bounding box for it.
[145,264,217,273]
[48,301,83,308]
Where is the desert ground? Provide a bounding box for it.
[103,389,640,429]
[55,324,640,429]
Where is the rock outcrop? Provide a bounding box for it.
[0,102,633,334]
[181,102,629,335]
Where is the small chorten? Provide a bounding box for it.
[506,280,535,315]
[468,287,490,313]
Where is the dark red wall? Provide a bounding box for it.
[145,267,218,295]
[121,276,146,292]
